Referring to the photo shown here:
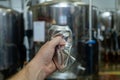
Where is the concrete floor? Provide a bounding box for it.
[0,73,4,80]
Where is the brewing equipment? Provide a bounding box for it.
[99,11,113,69]
[116,11,120,54]
[114,10,120,70]
[28,0,80,65]
[98,11,120,72]
[116,10,120,35]
[0,6,25,72]
[99,12,113,37]
[76,4,99,77]
[28,1,80,79]
[27,0,98,79]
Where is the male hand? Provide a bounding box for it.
[27,36,65,80]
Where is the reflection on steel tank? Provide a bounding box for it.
[0,6,25,72]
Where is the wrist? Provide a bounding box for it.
[27,58,46,80]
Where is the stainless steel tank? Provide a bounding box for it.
[76,3,98,77]
[0,6,25,71]
[28,0,80,59]
[99,11,114,37]
[98,11,117,73]
[116,10,120,55]
[116,10,120,34]
[28,0,98,79]
[28,0,98,58]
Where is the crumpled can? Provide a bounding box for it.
[48,25,76,72]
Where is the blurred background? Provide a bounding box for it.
[0,0,120,80]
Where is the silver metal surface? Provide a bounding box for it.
[99,12,112,28]
[99,11,114,38]
[0,6,21,70]
[115,10,120,34]
[48,71,77,79]
[48,25,75,72]
[99,11,113,31]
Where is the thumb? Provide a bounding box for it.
[49,36,65,48]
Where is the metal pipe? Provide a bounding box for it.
[23,0,31,62]
[89,0,92,40]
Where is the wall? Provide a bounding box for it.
[0,1,10,7]
[10,0,23,12]
[0,0,116,12]
[81,0,116,11]
[0,0,23,12]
